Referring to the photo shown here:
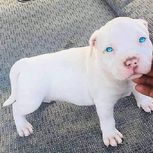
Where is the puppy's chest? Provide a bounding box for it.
[117,81,133,98]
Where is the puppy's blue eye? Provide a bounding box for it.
[139,37,146,43]
[106,47,113,52]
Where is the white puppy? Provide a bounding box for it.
[3,17,153,147]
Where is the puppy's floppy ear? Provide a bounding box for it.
[136,19,148,28]
[89,30,99,57]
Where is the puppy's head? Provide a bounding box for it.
[89,17,153,80]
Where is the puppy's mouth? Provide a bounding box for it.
[124,67,152,80]
[114,63,151,81]
[115,70,143,81]
[127,73,143,80]
[126,65,151,80]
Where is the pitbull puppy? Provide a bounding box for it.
[3,17,153,147]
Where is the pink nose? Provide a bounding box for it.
[124,57,139,69]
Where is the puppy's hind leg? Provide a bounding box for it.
[13,98,42,137]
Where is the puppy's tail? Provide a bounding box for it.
[3,59,25,107]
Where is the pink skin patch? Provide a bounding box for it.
[92,39,96,46]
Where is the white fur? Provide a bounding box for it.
[3,17,153,147]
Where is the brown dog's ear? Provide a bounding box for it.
[136,19,148,28]
[89,30,99,57]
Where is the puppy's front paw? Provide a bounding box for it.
[17,122,34,137]
[137,99,153,113]
[103,129,123,147]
